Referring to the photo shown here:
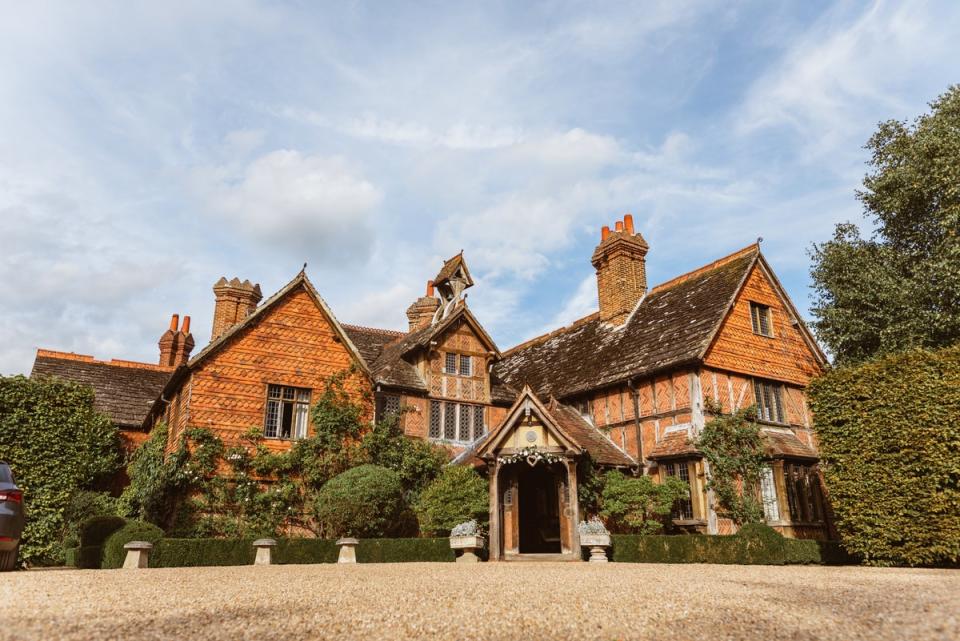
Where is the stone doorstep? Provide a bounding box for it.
[502,553,582,562]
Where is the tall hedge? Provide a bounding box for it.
[0,375,121,565]
[808,344,960,566]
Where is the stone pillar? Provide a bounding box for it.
[487,459,501,562]
[566,456,581,554]
[336,538,359,564]
[122,541,153,569]
[253,538,277,565]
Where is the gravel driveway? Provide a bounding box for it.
[1,563,957,640]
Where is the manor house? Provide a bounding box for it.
[31,214,830,560]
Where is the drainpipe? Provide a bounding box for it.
[627,379,645,474]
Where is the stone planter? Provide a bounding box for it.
[449,535,486,563]
[122,541,153,569]
[253,538,277,566]
[336,537,359,564]
[579,534,610,563]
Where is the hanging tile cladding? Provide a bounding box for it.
[546,399,634,467]
[495,251,757,399]
[31,353,172,428]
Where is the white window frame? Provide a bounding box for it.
[264,384,310,440]
[753,379,786,424]
[750,302,774,337]
[428,402,486,444]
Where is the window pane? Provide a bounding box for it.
[473,405,485,440]
[429,401,442,439]
[264,399,280,438]
[772,386,784,423]
[760,467,780,522]
[296,388,311,402]
[280,401,293,438]
[445,353,457,374]
[458,404,471,441]
[268,384,282,400]
[293,402,309,439]
[443,402,457,440]
[751,304,760,333]
[460,355,471,376]
[282,386,295,400]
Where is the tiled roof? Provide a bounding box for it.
[545,399,635,467]
[31,351,172,429]
[434,252,472,287]
[647,432,699,460]
[495,246,759,399]
[762,429,818,460]
[342,324,405,367]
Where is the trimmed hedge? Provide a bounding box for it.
[274,538,339,565]
[356,538,454,563]
[808,344,960,567]
[102,521,164,569]
[611,525,852,565]
[153,538,255,567]
[71,516,127,568]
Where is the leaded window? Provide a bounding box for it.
[750,302,773,337]
[784,463,823,523]
[427,402,487,443]
[473,405,485,440]
[429,401,442,439]
[459,354,472,376]
[754,380,785,423]
[444,353,457,374]
[375,393,401,425]
[458,403,472,441]
[443,402,457,440]
[264,384,310,440]
[663,460,694,520]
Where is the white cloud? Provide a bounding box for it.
[194,150,382,262]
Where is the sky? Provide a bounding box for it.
[1,0,958,375]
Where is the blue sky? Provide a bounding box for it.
[2,0,959,374]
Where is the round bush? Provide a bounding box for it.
[312,465,404,538]
[78,516,127,548]
[414,465,488,536]
[102,521,164,569]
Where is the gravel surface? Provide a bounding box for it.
[1,563,957,640]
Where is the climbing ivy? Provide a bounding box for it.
[695,399,767,527]
[0,375,121,565]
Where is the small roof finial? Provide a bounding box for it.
[301,262,308,274]
[757,237,763,245]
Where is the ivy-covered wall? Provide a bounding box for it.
[808,344,960,566]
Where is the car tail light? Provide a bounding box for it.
[0,490,22,503]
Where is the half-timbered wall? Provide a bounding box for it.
[424,319,491,404]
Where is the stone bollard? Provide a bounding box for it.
[123,541,154,569]
[253,538,277,566]
[336,538,359,564]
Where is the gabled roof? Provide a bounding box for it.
[187,270,372,378]
[496,245,762,399]
[31,350,172,429]
[434,251,473,289]
[459,387,635,467]
[645,427,818,461]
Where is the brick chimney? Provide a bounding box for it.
[159,314,195,367]
[211,277,263,341]
[591,214,649,326]
[406,280,441,331]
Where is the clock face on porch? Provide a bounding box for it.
[524,430,537,443]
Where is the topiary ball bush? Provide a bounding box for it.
[78,516,127,548]
[312,465,404,538]
[102,521,164,569]
[414,465,489,536]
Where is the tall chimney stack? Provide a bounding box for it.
[406,280,440,331]
[159,314,195,367]
[591,214,649,326]
[211,277,263,341]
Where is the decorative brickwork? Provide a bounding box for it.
[211,277,263,341]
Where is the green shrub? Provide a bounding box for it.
[63,491,120,543]
[63,546,79,567]
[312,465,404,538]
[0,375,121,565]
[275,538,339,565]
[611,528,850,565]
[809,344,960,566]
[69,516,126,568]
[360,412,448,498]
[152,539,254,567]
[356,538,454,563]
[414,466,488,536]
[599,470,689,534]
[101,521,164,569]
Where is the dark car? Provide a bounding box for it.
[0,462,25,571]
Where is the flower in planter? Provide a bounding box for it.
[578,517,609,536]
[451,519,484,538]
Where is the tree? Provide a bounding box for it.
[0,375,121,564]
[312,465,405,538]
[810,85,960,365]
[695,400,767,527]
[414,465,489,536]
[599,470,689,534]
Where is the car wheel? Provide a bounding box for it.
[0,545,18,571]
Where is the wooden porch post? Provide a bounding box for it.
[488,458,501,561]
[566,455,581,555]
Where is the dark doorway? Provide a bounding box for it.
[518,464,562,553]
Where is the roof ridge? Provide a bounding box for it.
[342,323,406,337]
[649,243,760,294]
[503,312,601,356]
[35,349,174,372]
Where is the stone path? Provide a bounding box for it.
[1,563,957,640]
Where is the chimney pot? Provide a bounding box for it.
[169,314,179,332]
[181,316,191,335]
[426,280,434,297]
[624,214,635,235]
[591,214,649,326]
[601,225,610,241]
[615,221,624,233]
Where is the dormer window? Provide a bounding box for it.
[444,352,472,376]
[750,302,773,337]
